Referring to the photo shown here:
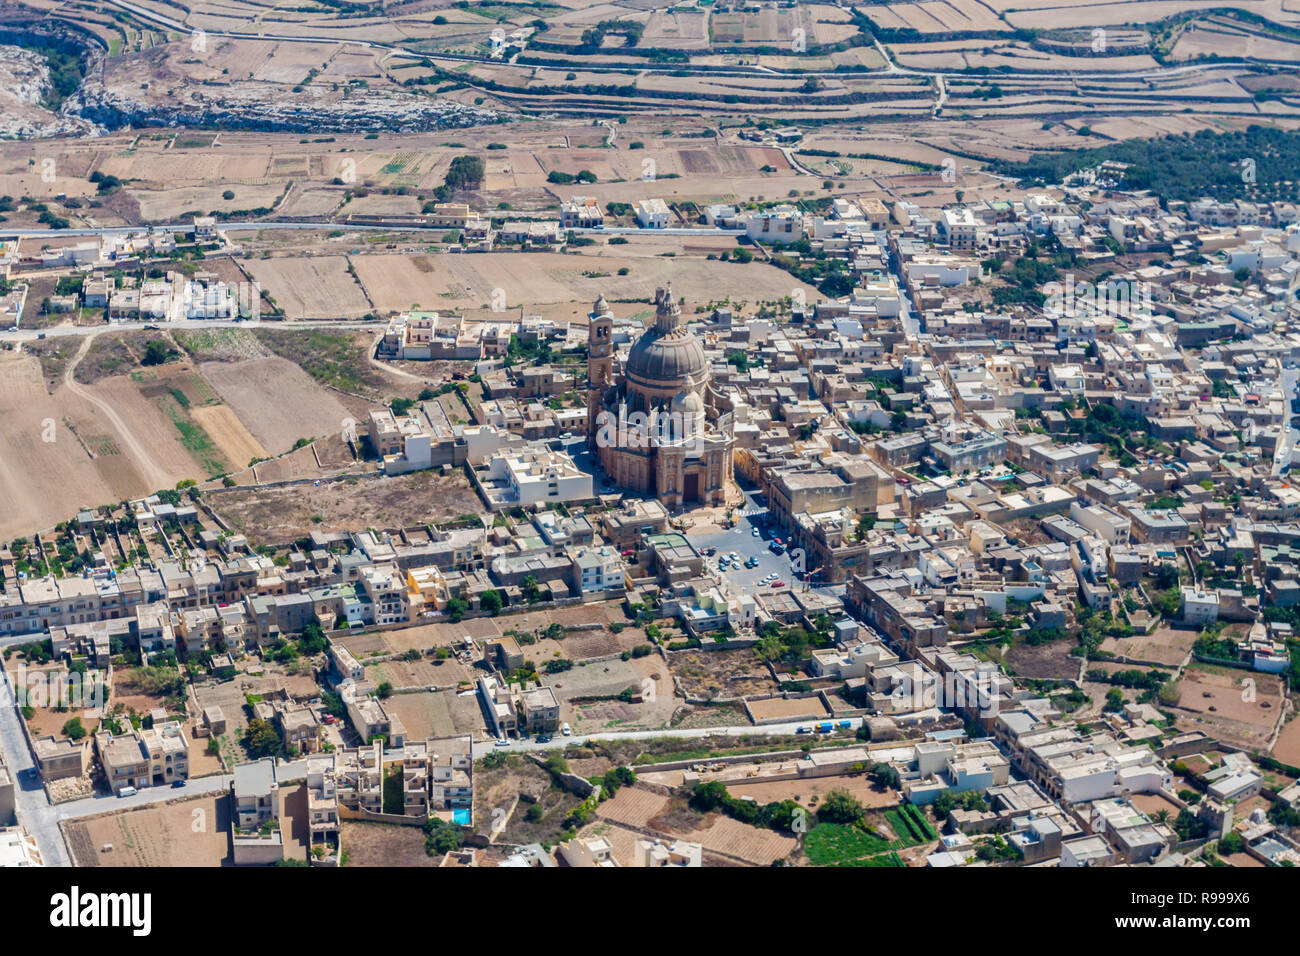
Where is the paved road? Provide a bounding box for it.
[51,773,233,823]
[876,229,921,338]
[0,317,379,344]
[473,716,867,755]
[0,222,745,239]
[1274,366,1299,478]
[0,667,71,865]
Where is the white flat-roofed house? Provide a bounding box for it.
[634,198,671,229]
[743,206,803,245]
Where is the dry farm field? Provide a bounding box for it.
[197,356,363,454]
[207,468,481,544]
[1170,666,1286,750]
[352,251,819,316]
[64,793,233,867]
[242,255,373,319]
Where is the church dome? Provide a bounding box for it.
[671,388,705,414]
[624,285,709,391]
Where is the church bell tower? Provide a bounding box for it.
[587,294,614,439]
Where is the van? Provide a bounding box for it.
[118,786,137,798]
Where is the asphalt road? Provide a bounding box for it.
[0,317,378,344]
[0,666,71,866]
[473,716,868,755]
[1274,366,1299,478]
[877,228,921,338]
[0,222,744,239]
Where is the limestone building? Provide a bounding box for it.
[587,286,735,509]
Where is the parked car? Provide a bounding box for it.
[118,786,137,798]
[493,738,510,748]
[171,779,187,789]
[536,734,552,743]
[561,723,572,736]
[770,580,784,588]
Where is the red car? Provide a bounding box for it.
[770,580,785,588]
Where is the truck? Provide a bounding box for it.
[838,720,853,730]
[816,721,833,733]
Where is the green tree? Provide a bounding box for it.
[816,788,864,824]
[242,718,283,758]
[869,762,901,789]
[521,575,541,603]
[142,339,172,366]
[444,596,469,622]
[423,817,465,855]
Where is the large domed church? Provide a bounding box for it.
[587,285,735,510]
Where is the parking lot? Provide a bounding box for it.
[687,492,809,594]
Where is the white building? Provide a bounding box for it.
[561,196,604,229]
[938,208,979,250]
[481,448,593,509]
[742,206,803,245]
[1179,587,1219,626]
[569,545,625,600]
[634,198,671,229]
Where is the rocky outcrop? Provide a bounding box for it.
[0,11,505,138]
[0,44,98,138]
[76,78,501,134]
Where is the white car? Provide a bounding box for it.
[493,738,510,748]
[561,723,572,736]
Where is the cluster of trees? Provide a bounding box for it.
[995,126,1300,204]
[546,169,597,185]
[142,339,179,367]
[242,717,283,759]
[423,816,465,855]
[429,155,485,205]
[690,780,804,833]
[754,620,833,664]
[26,41,85,110]
[932,788,987,818]
[598,766,635,799]
[89,171,122,194]
[576,19,644,52]
[984,243,1069,308]
[769,250,855,299]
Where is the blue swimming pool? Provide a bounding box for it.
[453,809,471,826]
